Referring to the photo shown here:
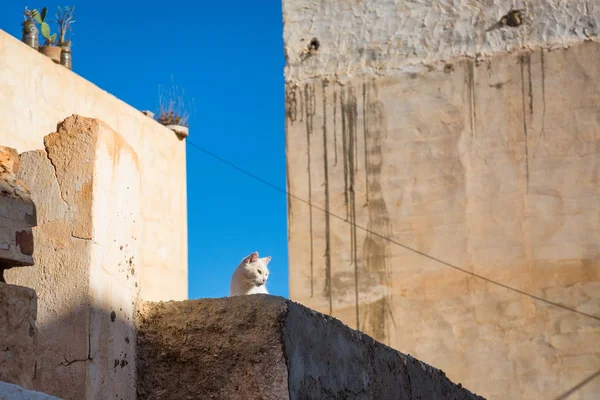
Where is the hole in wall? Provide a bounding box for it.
[309,38,320,52]
[500,9,524,27]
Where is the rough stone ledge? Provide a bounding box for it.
[137,295,485,399]
[0,146,37,270]
[0,146,34,204]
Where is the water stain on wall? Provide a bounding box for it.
[321,80,333,314]
[285,85,298,124]
[340,87,350,221]
[340,84,360,328]
[360,81,394,344]
[465,59,477,138]
[284,85,298,238]
[320,80,395,340]
[540,49,547,137]
[362,83,369,204]
[288,78,395,341]
[519,53,532,192]
[305,83,316,297]
[333,87,338,166]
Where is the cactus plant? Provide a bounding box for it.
[33,7,57,46]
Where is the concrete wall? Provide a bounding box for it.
[137,295,483,399]
[284,1,600,399]
[6,117,139,399]
[0,29,187,301]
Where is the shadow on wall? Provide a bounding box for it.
[29,302,137,400]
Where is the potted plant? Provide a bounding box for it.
[36,7,61,63]
[156,80,193,140]
[157,109,189,139]
[21,7,39,49]
[56,6,76,70]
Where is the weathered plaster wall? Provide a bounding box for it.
[137,295,483,399]
[283,0,600,80]
[6,117,140,399]
[0,29,187,301]
[86,118,140,399]
[284,1,600,399]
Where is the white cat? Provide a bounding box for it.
[229,251,271,296]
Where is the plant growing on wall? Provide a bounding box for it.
[157,110,185,126]
[21,7,40,49]
[157,90,190,128]
[156,78,195,140]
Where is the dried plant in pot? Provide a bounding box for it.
[21,7,39,49]
[155,80,194,140]
[157,111,189,139]
[56,6,76,70]
[36,7,61,63]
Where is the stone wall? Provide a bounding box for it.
[5,116,140,399]
[137,295,484,399]
[284,1,600,399]
[0,145,38,390]
[0,146,36,269]
[0,29,187,301]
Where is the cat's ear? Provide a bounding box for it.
[246,251,259,264]
[262,256,271,265]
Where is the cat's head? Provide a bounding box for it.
[241,251,271,287]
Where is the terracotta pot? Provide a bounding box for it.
[166,125,189,140]
[39,46,62,64]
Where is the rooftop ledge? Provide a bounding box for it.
[137,295,485,399]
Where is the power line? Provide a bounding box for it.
[553,369,600,400]
[186,140,600,323]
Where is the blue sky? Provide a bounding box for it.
[1,1,289,299]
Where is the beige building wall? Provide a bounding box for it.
[284,1,600,399]
[0,29,187,301]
